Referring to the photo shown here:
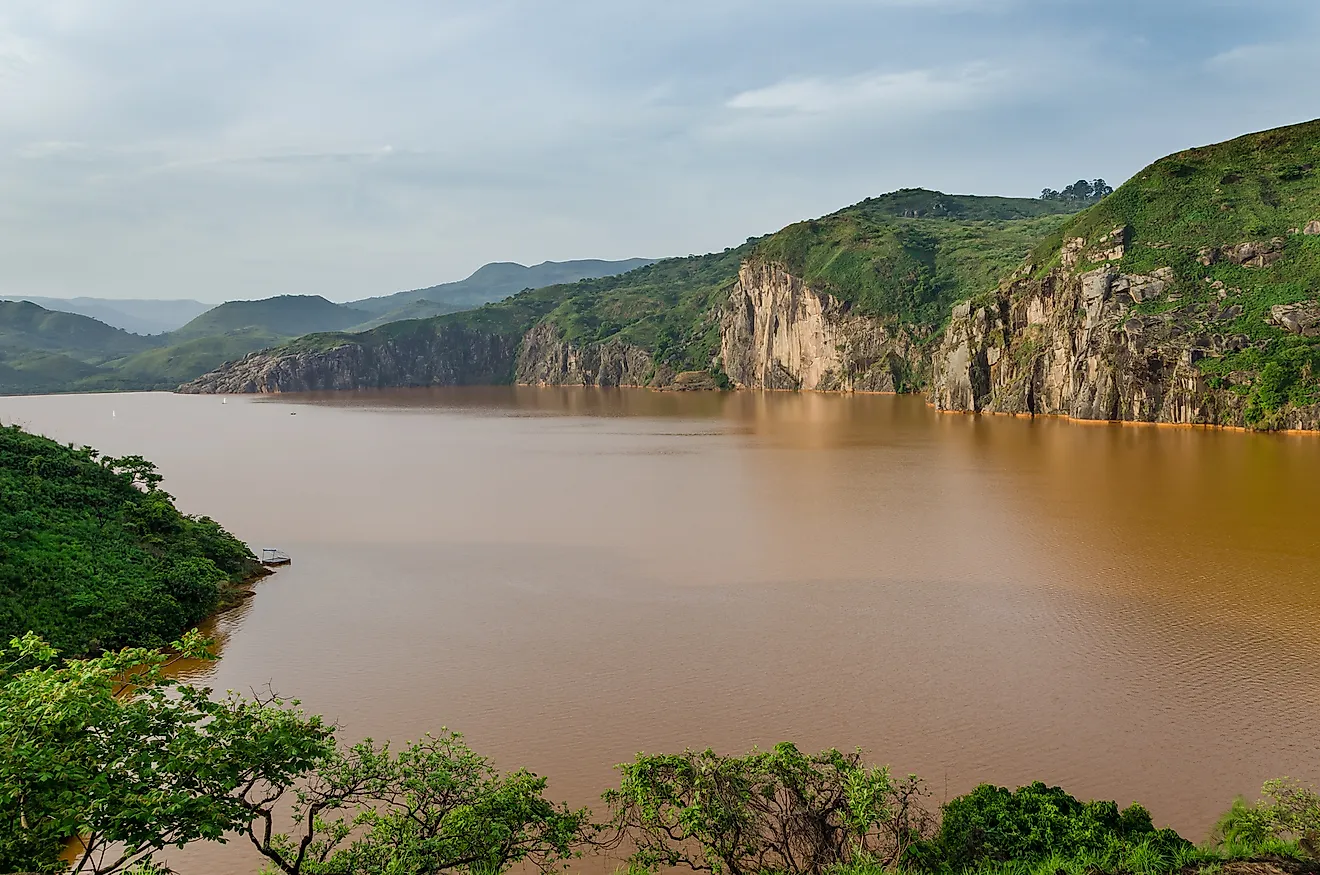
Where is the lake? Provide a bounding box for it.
[3,387,1319,874]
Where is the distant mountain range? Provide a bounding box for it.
[0,258,655,395]
[347,259,656,325]
[0,296,210,335]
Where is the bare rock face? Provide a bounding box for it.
[178,322,524,393]
[1304,220,1320,235]
[514,322,656,387]
[1269,302,1320,336]
[929,234,1320,430]
[1200,238,1287,268]
[719,261,923,392]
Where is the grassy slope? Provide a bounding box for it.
[1027,118,1320,421]
[0,425,261,655]
[348,258,657,316]
[85,329,287,391]
[172,295,368,339]
[756,190,1077,328]
[0,301,158,362]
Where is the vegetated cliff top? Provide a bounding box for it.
[1022,117,1320,424]
[753,191,1078,328]
[0,425,260,655]
[1037,118,1320,268]
[172,294,369,340]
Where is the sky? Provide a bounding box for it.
[1,0,1318,304]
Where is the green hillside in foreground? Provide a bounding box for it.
[1029,118,1320,422]
[267,190,1078,378]
[0,425,261,655]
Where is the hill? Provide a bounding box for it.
[0,296,210,335]
[0,300,158,361]
[931,117,1320,430]
[172,295,368,339]
[0,424,261,655]
[348,258,656,318]
[181,191,1079,393]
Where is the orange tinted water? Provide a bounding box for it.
[4,387,1319,873]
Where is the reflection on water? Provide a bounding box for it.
[2,387,1318,874]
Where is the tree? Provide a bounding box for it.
[241,730,593,875]
[1039,179,1112,205]
[0,632,336,875]
[603,743,933,875]
[0,633,593,875]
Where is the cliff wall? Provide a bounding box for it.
[514,322,655,387]
[928,233,1320,430]
[179,322,522,393]
[719,261,924,392]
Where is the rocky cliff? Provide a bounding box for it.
[720,261,925,392]
[929,230,1320,430]
[178,321,523,393]
[514,322,655,387]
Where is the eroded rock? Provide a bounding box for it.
[1269,302,1320,336]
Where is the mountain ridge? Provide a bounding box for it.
[181,118,1320,431]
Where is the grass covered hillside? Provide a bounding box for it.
[0,301,157,362]
[756,189,1077,328]
[172,294,368,339]
[0,425,261,655]
[348,258,657,320]
[1028,118,1320,425]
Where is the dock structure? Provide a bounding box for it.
[260,548,291,567]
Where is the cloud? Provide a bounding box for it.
[0,1,1317,302]
[727,65,1003,117]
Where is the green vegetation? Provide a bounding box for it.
[170,295,368,340]
[263,190,1076,385]
[3,655,1316,875]
[348,258,657,321]
[755,190,1074,328]
[1028,119,1320,425]
[1040,179,1114,205]
[0,634,589,875]
[0,299,295,395]
[0,425,260,655]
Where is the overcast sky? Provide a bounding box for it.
[1,0,1317,303]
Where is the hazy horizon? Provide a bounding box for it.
[2,0,1318,302]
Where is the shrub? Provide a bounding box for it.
[903,782,1190,873]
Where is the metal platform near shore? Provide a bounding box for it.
[260,548,291,567]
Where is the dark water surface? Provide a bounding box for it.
[4,388,1319,873]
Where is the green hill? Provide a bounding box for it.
[173,295,368,339]
[0,296,210,335]
[1026,118,1320,424]
[0,300,158,362]
[348,258,656,319]
[0,424,261,655]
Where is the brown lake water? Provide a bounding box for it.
[3,387,1319,874]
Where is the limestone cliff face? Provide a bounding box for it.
[515,322,655,387]
[178,322,522,393]
[929,235,1320,430]
[720,261,923,392]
